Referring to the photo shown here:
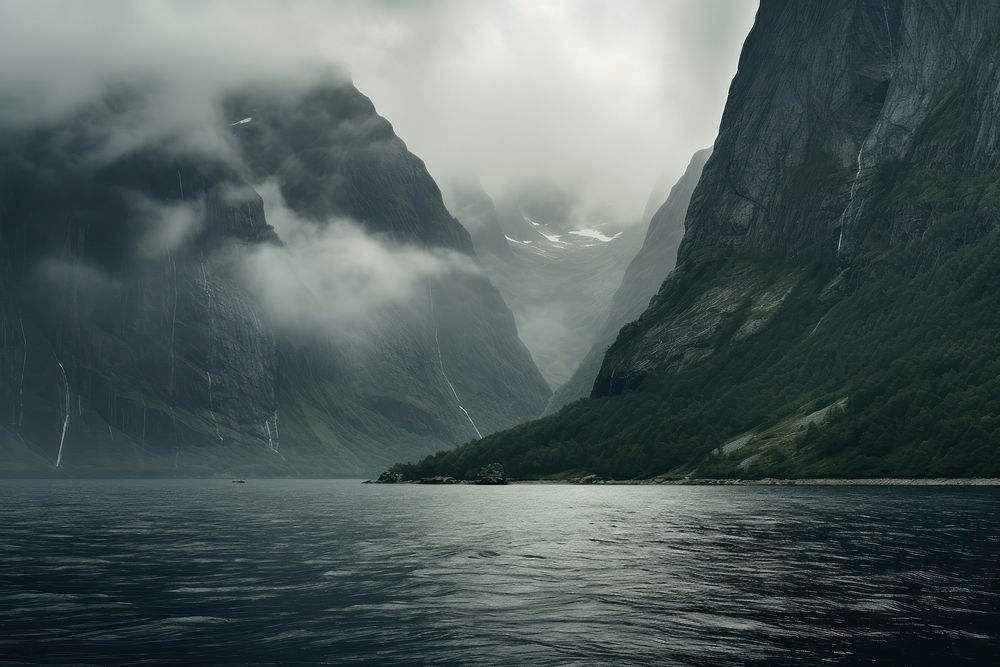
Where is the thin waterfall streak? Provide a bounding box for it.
[428,285,483,439]
[54,358,70,468]
[272,410,280,451]
[265,419,274,452]
[837,140,868,255]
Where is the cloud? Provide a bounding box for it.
[344,0,759,222]
[132,197,205,258]
[0,0,757,222]
[240,181,480,339]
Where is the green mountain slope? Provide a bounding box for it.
[400,0,1000,480]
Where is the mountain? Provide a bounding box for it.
[0,79,549,477]
[446,180,644,390]
[402,0,1000,480]
[546,148,711,413]
[444,180,514,260]
[226,82,551,473]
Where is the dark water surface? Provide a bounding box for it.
[1,480,998,665]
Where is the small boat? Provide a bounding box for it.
[231,479,246,484]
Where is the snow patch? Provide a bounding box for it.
[569,228,622,243]
[521,211,543,228]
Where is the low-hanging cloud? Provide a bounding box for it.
[241,181,480,339]
[132,197,205,258]
[0,0,757,223]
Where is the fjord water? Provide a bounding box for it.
[2,481,997,664]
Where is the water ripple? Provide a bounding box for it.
[1,480,998,664]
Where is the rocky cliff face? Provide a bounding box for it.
[0,91,282,475]
[225,82,549,471]
[546,148,710,413]
[0,79,549,476]
[404,0,1000,480]
[596,0,1000,395]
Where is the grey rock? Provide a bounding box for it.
[548,148,711,411]
[594,0,1000,395]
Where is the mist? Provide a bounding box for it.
[0,0,757,391]
[0,0,756,224]
[242,180,480,340]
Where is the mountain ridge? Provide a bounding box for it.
[0,78,549,477]
[400,0,1000,481]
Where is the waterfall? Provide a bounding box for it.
[837,138,869,256]
[263,413,283,456]
[272,410,280,451]
[265,419,275,452]
[54,358,70,468]
[428,286,483,440]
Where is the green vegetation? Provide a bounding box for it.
[401,163,1000,480]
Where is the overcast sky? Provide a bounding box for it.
[0,0,757,223]
[348,1,758,220]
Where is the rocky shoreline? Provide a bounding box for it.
[367,475,1000,486]
[522,477,1000,486]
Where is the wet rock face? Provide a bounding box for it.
[547,149,710,413]
[0,79,549,476]
[678,0,1000,265]
[678,0,902,264]
[0,97,282,470]
[225,84,474,252]
[225,81,550,467]
[595,0,1000,394]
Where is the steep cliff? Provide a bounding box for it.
[546,148,710,413]
[225,81,549,472]
[404,0,1000,480]
[0,90,282,475]
[0,79,549,477]
[596,0,999,393]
